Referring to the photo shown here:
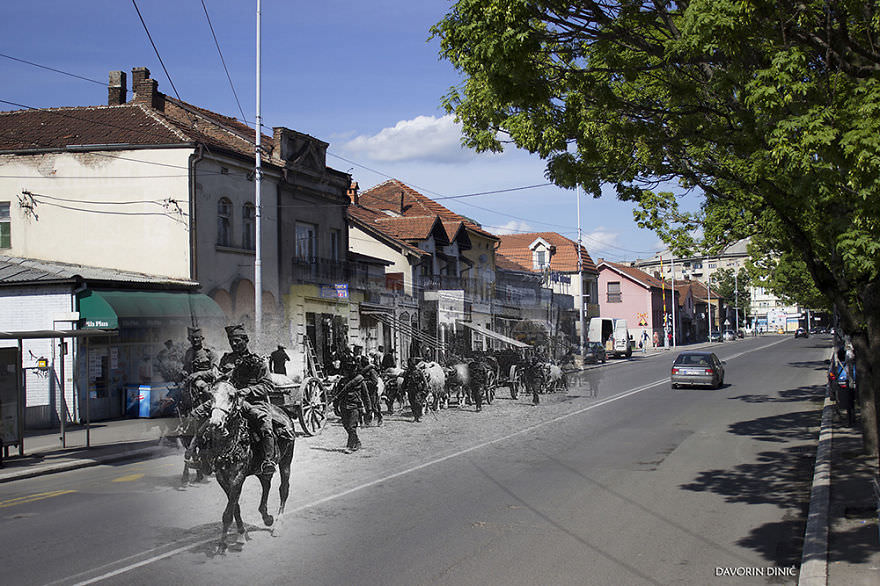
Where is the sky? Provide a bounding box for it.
[1,1,700,263]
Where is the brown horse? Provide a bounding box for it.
[205,381,295,551]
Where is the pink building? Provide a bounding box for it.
[597,261,680,347]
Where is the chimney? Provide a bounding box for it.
[347,181,360,205]
[399,191,405,215]
[108,70,127,105]
[131,67,150,88]
[132,67,164,111]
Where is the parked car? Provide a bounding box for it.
[794,327,809,338]
[709,330,723,342]
[722,330,736,341]
[736,329,745,339]
[671,351,726,389]
[582,341,607,364]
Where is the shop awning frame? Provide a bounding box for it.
[456,320,532,348]
[76,289,226,329]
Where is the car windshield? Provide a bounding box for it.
[674,354,711,366]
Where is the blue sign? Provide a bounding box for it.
[320,284,349,299]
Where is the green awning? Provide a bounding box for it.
[77,290,226,329]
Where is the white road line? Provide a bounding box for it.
[73,338,785,585]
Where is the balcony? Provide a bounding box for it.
[417,275,465,293]
[291,257,381,292]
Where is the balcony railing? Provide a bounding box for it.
[292,257,380,291]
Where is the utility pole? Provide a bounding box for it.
[707,267,712,342]
[576,186,586,353]
[734,270,739,331]
[670,252,676,348]
[254,0,264,339]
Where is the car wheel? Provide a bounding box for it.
[671,383,678,390]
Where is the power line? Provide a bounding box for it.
[131,0,183,102]
[0,53,104,86]
[200,0,248,125]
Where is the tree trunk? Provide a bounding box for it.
[851,334,879,459]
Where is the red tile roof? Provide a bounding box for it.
[1,88,289,167]
[347,205,428,257]
[359,179,499,240]
[496,232,597,274]
[494,252,531,272]
[374,216,447,243]
[599,261,671,290]
[675,279,723,302]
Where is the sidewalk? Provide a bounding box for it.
[0,417,177,483]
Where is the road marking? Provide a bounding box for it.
[111,473,145,483]
[0,489,76,509]
[71,338,785,585]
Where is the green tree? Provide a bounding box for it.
[712,267,751,327]
[433,1,880,456]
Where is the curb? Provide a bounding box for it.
[0,445,169,484]
[798,392,834,586]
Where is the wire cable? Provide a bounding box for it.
[200,0,248,125]
[131,0,183,102]
[0,53,104,85]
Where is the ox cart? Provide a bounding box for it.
[266,372,329,436]
[488,351,526,399]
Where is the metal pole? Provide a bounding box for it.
[59,338,66,448]
[254,0,263,340]
[734,271,739,332]
[17,339,24,456]
[707,267,712,343]
[576,186,586,353]
[670,252,676,347]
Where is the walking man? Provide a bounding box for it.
[270,344,289,375]
[335,359,366,452]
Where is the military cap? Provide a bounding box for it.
[225,324,247,338]
[187,327,203,337]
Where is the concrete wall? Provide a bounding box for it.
[348,225,414,295]
[0,149,193,279]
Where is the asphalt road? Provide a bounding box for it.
[0,335,830,586]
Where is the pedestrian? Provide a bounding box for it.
[640,330,649,354]
[402,357,427,422]
[335,359,366,451]
[270,344,289,375]
[381,348,397,370]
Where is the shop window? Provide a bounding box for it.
[242,203,255,250]
[217,198,232,246]
[0,202,9,248]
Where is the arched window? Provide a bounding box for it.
[217,198,232,246]
[242,203,255,250]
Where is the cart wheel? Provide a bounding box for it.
[298,377,327,437]
[509,366,520,399]
[485,369,496,405]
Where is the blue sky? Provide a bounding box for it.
[1,1,696,262]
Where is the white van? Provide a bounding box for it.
[588,318,633,358]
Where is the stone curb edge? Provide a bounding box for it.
[798,390,834,586]
[0,446,169,484]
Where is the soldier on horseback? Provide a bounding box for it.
[218,324,283,475]
[181,327,218,412]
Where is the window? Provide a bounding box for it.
[607,281,622,303]
[709,262,717,269]
[217,198,232,246]
[0,202,9,248]
[535,249,547,269]
[242,203,256,250]
[329,229,341,261]
[295,222,317,262]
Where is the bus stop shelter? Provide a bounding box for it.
[0,328,116,462]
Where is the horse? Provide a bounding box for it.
[204,380,295,551]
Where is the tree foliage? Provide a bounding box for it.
[712,267,752,322]
[433,0,880,454]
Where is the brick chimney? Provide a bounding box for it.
[132,67,164,111]
[108,71,127,105]
[347,181,359,205]
[399,191,405,215]
[131,67,150,88]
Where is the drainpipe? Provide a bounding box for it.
[187,144,204,283]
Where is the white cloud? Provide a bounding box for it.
[340,114,479,163]
[582,226,622,255]
[490,220,534,235]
